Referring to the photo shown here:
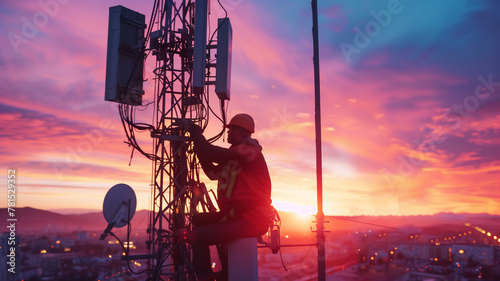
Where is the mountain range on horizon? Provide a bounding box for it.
[2,207,499,237]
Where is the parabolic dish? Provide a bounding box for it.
[103,183,137,228]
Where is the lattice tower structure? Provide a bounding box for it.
[144,1,221,280]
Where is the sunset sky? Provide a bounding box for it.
[1,0,500,216]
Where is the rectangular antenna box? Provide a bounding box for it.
[192,0,208,95]
[105,5,146,106]
[215,18,232,101]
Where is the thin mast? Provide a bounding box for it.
[311,0,326,280]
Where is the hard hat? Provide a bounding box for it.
[226,113,255,133]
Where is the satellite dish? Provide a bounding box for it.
[102,183,137,228]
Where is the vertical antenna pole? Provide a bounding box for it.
[312,0,326,280]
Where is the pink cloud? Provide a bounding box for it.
[1,0,498,216]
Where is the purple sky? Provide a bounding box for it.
[1,0,500,216]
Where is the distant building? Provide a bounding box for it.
[75,231,89,241]
[54,236,75,249]
[0,232,10,281]
[405,271,454,281]
[398,243,429,262]
[1,232,19,281]
[41,253,62,275]
[32,237,48,253]
[429,245,451,262]
[452,244,495,266]
[27,254,42,267]
[18,266,41,280]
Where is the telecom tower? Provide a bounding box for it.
[104,1,233,280]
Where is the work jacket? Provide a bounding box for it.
[188,126,272,231]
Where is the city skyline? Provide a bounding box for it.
[1,0,500,216]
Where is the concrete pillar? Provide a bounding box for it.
[227,238,258,281]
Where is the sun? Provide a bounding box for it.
[272,201,317,219]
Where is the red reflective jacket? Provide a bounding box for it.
[217,140,272,219]
[189,127,272,230]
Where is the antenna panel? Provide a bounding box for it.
[192,0,208,95]
[105,5,146,106]
[215,18,232,100]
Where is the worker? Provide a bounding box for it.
[181,113,272,281]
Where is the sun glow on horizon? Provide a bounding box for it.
[0,0,499,218]
[273,201,317,218]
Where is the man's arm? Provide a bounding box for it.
[197,152,222,180]
[186,122,245,165]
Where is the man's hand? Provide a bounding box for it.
[180,119,203,133]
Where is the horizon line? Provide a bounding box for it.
[2,206,498,217]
